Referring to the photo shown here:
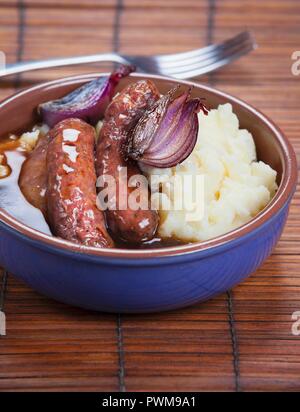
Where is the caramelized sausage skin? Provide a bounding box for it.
[96,80,160,244]
[19,133,50,215]
[47,118,114,248]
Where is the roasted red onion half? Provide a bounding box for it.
[126,87,208,168]
[38,65,135,127]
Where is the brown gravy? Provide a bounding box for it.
[116,237,187,250]
[0,144,186,249]
[0,150,51,234]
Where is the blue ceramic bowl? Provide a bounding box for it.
[0,74,297,313]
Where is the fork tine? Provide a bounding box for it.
[159,42,255,79]
[153,31,253,63]
[137,39,255,76]
[154,34,255,70]
[156,37,255,75]
[127,31,256,78]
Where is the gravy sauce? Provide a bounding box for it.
[0,146,186,249]
[0,150,51,234]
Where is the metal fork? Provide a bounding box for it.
[0,31,256,80]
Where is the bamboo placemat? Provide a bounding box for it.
[0,0,300,392]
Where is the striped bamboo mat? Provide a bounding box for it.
[0,0,300,392]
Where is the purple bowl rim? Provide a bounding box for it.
[0,72,297,259]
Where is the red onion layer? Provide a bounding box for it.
[38,65,135,127]
[127,87,208,168]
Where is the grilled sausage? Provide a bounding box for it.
[96,80,160,243]
[19,132,50,215]
[47,118,114,248]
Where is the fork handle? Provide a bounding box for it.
[0,53,128,78]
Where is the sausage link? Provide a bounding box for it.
[47,118,114,248]
[96,80,160,243]
[19,133,50,215]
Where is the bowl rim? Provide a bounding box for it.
[0,72,297,259]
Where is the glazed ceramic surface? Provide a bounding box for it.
[0,74,297,312]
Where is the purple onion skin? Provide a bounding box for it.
[127,87,208,168]
[38,65,135,128]
[147,98,201,167]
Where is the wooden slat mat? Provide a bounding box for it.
[0,0,300,392]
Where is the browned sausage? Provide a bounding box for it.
[47,118,114,248]
[96,80,160,244]
[19,132,50,215]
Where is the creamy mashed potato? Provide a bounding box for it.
[141,103,278,242]
[19,124,49,151]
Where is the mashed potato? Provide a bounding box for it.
[141,103,278,242]
[19,124,49,151]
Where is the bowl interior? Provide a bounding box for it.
[0,73,296,258]
[0,74,284,184]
